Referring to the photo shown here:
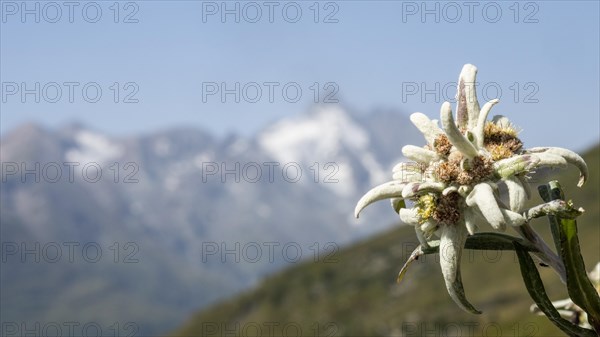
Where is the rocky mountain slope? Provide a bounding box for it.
[0,105,422,335]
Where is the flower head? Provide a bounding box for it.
[354,64,588,313]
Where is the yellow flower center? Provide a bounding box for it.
[416,194,436,223]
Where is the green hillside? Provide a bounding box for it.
[173,145,600,337]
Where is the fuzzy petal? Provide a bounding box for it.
[355,181,405,218]
[443,186,459,196]
[501,208,526,226]
[399,208,420,225]
[455,64,481,130]
[504,176,528,213]
[473,99,499,148]
[439,224,481,314]
[415,226,431,248]
[531,153,568,171]
[402,181,445,199]
[464,217,479,236]
[466,183,506,231]
[494,154,540,178]
[420,219,438,234]
[392,162,424,182]
[463,207,485,235]
[527,147,588,187]
[517,175,532,199]
[402,145,441,164]
[409,112,443,146]
[441,102,479,159]
[397,245,425,284]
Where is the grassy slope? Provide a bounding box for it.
[173,145,599,337]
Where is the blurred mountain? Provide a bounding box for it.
[172,145,600,337]
[0,105,422,335]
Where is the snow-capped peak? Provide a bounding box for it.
[65,130,124,165]
[258,105,387,196]
[258,105,368,163]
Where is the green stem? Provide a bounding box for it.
[540,181,600,335]
[513,223,567,284]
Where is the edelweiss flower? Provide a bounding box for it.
[354,64,588,313]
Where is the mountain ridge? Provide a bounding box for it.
[1,104,421,335]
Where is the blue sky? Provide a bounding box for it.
[1,0,599,151]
